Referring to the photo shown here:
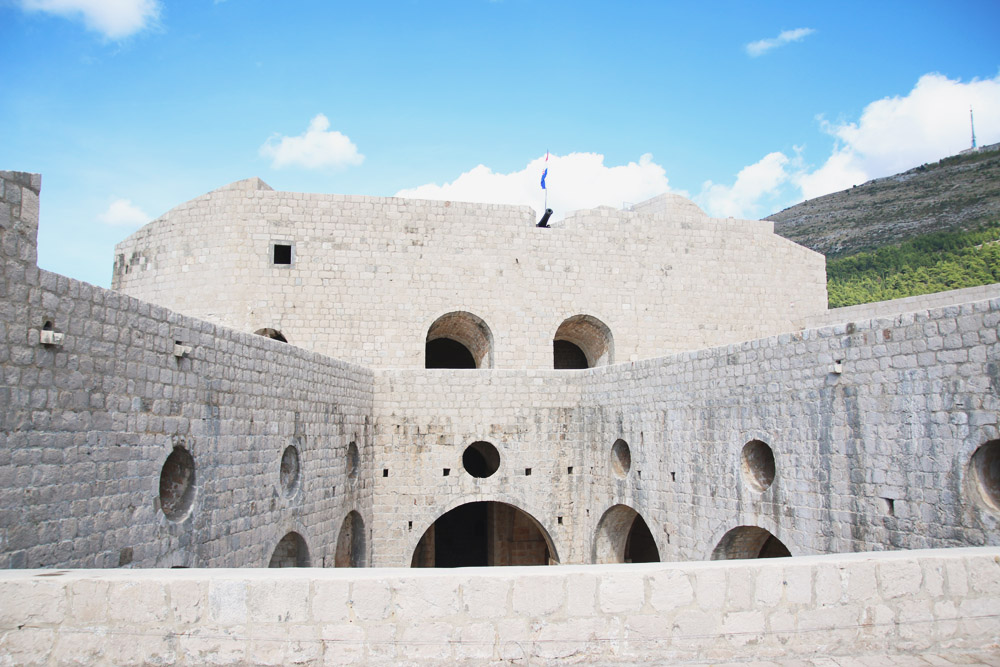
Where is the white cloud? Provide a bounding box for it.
[746,27,815,57]
[259,114,364,170]
[798,72,1000,199]
[395,152,675,217]
[18,0,160,39]
[98,198,149,227]
[697,152,792,218]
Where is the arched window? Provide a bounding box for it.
[553,315,613,368]
[425,311,494,369]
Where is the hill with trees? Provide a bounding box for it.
[766,144,1000,307]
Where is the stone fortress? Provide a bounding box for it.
[2,170,1000,663]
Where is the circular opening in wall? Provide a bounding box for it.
[971,440,1000,512]
[347,442,359,479]
[611,439,631,478]
[463,441,500,478]
[159,446,195,521]
[279,445,301,498]
[741,439,776,492]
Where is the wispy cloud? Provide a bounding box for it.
[746,27,815,57]
[18,0,161,40]
[98,198,150,227]
[396,152,677,218]
[260,114,364,170]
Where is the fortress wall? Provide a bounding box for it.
[579,295,1000,559]
[1,171,40,270]
[112,183,827,369]
[798,282,1000,330]
[370,370,596,566]
[0,180,375,568]
[2,547,998,665]
[371,296,1000,568]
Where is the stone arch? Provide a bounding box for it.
[268,531,310,567]
[410,500,558,568]
[335,511,366,567]
[553,314,613,368]
[592,504,661,563]
[254,328,288,343]
[425,311,494,369]
[711,525,791,560]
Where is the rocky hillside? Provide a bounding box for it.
[767,143,1000,257]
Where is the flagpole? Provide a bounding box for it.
[544,150,549,210]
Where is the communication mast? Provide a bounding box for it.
[970,106,977,150]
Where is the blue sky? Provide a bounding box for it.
[2,0,999,287]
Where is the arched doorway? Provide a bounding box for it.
[553,315,613,369]
[711,526,791,560]
[593,504,660,563]
[411,501,557,567]
[425,311,494,369]
[268,531,309,567]
[335,511,366,567]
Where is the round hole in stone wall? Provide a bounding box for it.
[279,445,300,498]
[611,439,631,478]
[971,440,1000,512]
[159,446,195,521]
[347,442,359,479]
[463,441,500,478]
[741,439,776,492]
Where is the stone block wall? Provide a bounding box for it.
[1,547,997,665]
[0,175,375,568]
[370,296,1000,568]
[111,179,828,370]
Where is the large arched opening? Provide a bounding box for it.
[592,504,660,563]
[425,311,494,369]
[711,526,791,560]
[411,501,557,567]
[334,511,366,567]
[553,315,613,369]
[268,531,310,567]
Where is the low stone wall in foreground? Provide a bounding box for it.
[1,547,998,665]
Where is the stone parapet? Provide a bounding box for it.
[0,547,997,665]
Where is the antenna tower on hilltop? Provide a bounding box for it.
[970,106,977,150]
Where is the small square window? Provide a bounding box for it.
[273,243,292,265]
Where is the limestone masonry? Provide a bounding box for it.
[2,171,1000,662]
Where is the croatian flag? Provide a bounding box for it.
[540,151,548,189]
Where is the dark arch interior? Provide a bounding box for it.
[254,328,288,343]
[425,338,477,369]
[411,501,554,568]
[335,512,366,567]
[711,526,791,560]
[553,340,589,369]
[268,532,309,567]
[624,515,659,563]
[758,535,792,558]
